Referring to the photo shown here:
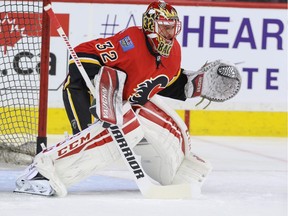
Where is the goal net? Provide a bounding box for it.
[0,0,47,165]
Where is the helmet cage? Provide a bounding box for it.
[142,1,182,57]
[155,19,181,41]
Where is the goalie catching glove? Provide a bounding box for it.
[184,59,241,103]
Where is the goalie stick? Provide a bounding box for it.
[44,3,200,199]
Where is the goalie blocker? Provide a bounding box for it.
[15,95,212,198]
[90,66,127,127]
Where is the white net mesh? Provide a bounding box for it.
[0,0,43,164]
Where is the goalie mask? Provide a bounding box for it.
[142,1,181,57]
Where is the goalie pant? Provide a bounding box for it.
[16,95,212,197]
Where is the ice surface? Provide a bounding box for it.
[0,136,287,216]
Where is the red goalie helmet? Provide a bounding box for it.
[142,1,181,57]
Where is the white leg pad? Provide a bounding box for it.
[34,153,67,197]
[172,152,212,187]
[18,102,144,196]
[134,95,212,192]
[135,96,190,185]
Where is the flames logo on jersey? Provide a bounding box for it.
[129,75,169,106]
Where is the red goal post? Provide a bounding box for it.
[37,0,50,155]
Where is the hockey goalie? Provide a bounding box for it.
[14,1,242,198]
[14,61,241,198]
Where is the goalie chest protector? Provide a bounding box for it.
[74,26,182,106]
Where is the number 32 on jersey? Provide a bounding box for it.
[95,41,118,63]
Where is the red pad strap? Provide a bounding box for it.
[137,101,185,154]
[192,74,204,98]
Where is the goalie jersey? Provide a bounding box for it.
[64,26,187,107]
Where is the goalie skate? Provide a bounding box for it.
[14,164,55,196]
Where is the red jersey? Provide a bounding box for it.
[73,26,182,106]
